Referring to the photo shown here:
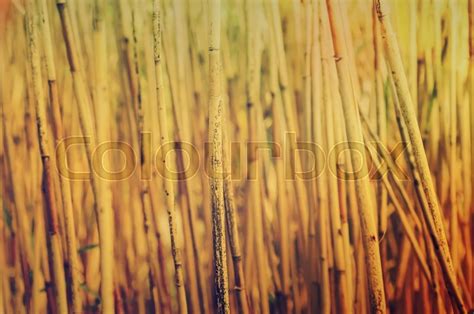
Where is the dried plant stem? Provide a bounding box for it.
[26,3,68,313]
[162,33,209,312]
[207,0,230,312]
[245,1,269,312]
[223,127,249,314]
[152,1,188,312]
[55,0,114,311]
[267,0,309,245]
[4,0,474,312]
[131,4,160,312]
[361,118,431,282]
[38,0,82,311]
[325,0,387,312]
[372,3,388,238]
[92,1,115,312]
[448,0,459,267]
[268,31,291,311]
[310,3,331,312]
[321,44,350,314]
[374,1,466,311]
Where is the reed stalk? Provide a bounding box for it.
[207,0,230,312]
[38,0,82,311]
[325,0,387,311]
[374,0,466,311]
[152,1,188,312]
[25,3,68,313]
[55,0,115,311]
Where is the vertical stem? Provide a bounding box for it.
[152,1,188,312]
[325,0,387,312]
[268,24,291,311]
[208,0,230,312]
[132,3,160,312]
[468,0,474,294]
[92,1,114,312]
[223,127,249,314]
[94,0,115,314]
[372,1,388,239]
[38,0,82,312]
[448,0,458,268]
[55,0,115,311]
[374,0,466,311]
[26,2,68,313]
[315,4,332,312]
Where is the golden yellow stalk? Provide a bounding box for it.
[267,0,309,245]
[267,27,291,310]
[325,0,387,312]
[372,2,388,238]
[152,0,188,312]
[448,0,459,267]
[361,116,432,283]
[163,31,209,311]
[38,0,82,311]
[4,0,474,312]
[130,3,161,311]
[319,3,357,312]
[374,0,466,311]
[26,2,68,313]
[308,2,332,312]
[207,0,230,312]
[55,0,114,311]
[222,127,249,314]
[92,1,115,312]
[314,5,332,312]
[320,29,350,314]
[245,0,269,312]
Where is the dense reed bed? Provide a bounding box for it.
[0,0,473,313]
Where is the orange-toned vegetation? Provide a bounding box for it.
[1,0,473,313]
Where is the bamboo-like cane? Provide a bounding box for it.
[267,0,309,246]
[223,126,249,314]
[267,25,292,311]
[164,44,210,313]
[207,0,230,312]
[319,5,351,311]
[131,3,161,312]
[152,1,188,312]
[325,0,387,312]
[448,0,459,268]
[373,1,466,311]
[320,2,358,311]
[372,2,388,239]
[361,116,432,283]
[92,1,115,312]
[4,0,474,312]
[245,0,269,312]
[38,0,82,311]
[25,3,68,313]
[55,0,115,311]
[310,2,331,312]
[304,6,316,306]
